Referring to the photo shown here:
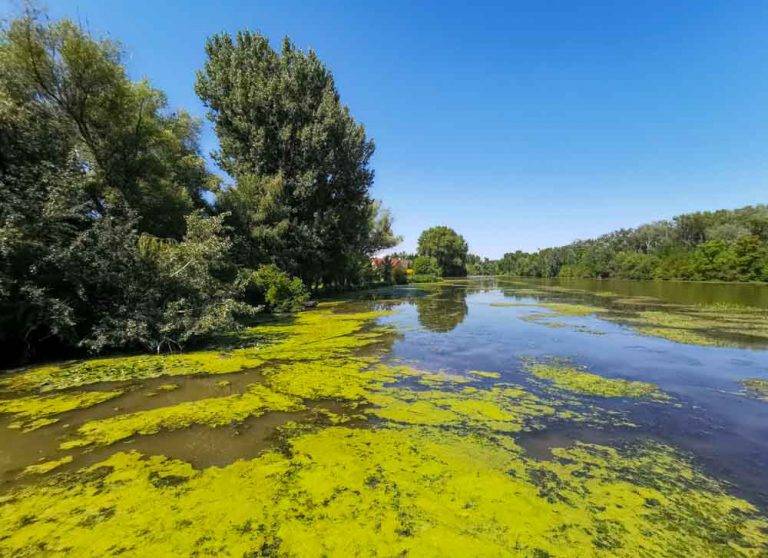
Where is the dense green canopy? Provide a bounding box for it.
[491,205,768,281]
[417,226,469,277]
[195,31,398,288]
[0,11,398,365]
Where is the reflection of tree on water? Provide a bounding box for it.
[415,287,469,332]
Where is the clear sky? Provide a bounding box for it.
[4,1,768,257]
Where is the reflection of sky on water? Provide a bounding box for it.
[376,279,768,510]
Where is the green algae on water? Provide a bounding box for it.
[495,283,768,348]
[0,390,122,431]
[0,298,765,555]
[526,362,666,399]
[741,378,768,402]
[21,456,73,476]
[468,370,501,379]
[1,426,766,556]
[146,383,180,396]
[0,307,391,394]
[263,358,393,401]
[540,302,604,316]
[60,384,303,449]
[367,385,556,433]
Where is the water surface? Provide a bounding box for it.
[1,277,768,555]
[372,278,768,510]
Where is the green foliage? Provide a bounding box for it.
[391,266,408,285]
[417,226,468,277]
[494,206,768,283]
[412,255,441,277]
[242,265,308,312]
[79,211,256,353]
[0,14,213,238]
[195,31,398,289]
[0,11,230,362]
[369,255,407,286]
[1,11,384,365]
[465,253,496,276]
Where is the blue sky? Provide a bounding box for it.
[4,1,768,257]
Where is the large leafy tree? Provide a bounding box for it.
[417,226,469,277]
[0,12,243,363]
[1,13,214,238]
[195,32,397,288]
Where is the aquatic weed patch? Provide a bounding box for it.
[367,385,556,433]
[60,384,303,449]
[21,456,73,476]
[1,425,766,556]
[620,306,768,348]
[741,378,768,402]
[540,302,605,317]
[0,298,766,555]
[0,307,391,394]
[0,390,122,431]
[526,362,666,400]
[493,282,768,348]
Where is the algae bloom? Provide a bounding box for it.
[742,378,768,402]
[526,362,666,399]
[0,299,766,556]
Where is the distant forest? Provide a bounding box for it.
[467,205,768,282]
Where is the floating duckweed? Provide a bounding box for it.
[415,371,475,387]
[540,302,603,316]
[498,285,768,348]
[368,385,556,432]
[741,378,768,401]
[147,384,180,396]
[630,311,728,346]
[520,313,569,328]
[156,383,179,391]
[1,426,765,556]
[0,352,261,394]
[60,384,303,449]
[616,305,768,348]
[0,390,122,431]
[21,456,73,476]
[468,370,501,379]
[263,358,393,401]
[1,295,766,555]
[526,362,665,399]
[0,307,390,394]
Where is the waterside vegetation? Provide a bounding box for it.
[0,10,398,366]
[481,206,768,282]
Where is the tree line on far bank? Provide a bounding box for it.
[473,205,768,282]
[0,10,398,364]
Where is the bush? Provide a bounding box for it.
[412,256,441,277]
[243,265,308,312]
[81,212,258,354]
[392,266,408,285]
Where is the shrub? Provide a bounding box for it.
[243,265,308,312]
[392,266,408,285]
[412,256,441,277]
